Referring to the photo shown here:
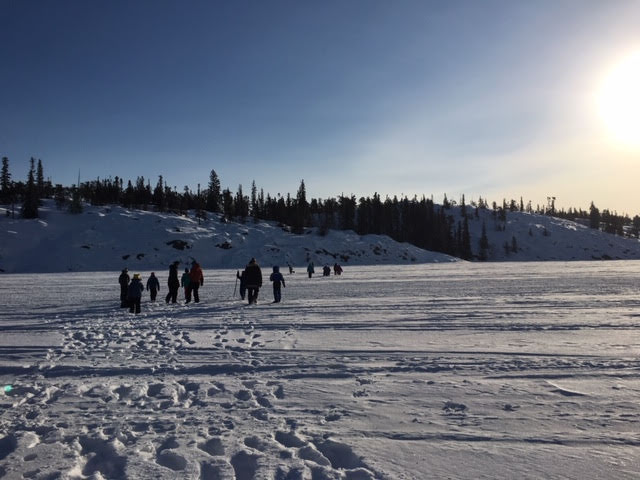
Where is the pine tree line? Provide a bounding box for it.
[1,156,639,258]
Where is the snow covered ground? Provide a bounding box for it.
[1,261,640,479]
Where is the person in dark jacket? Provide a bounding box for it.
[269,265,286,303]
[189,261,204,303]
[236,270,246,300]
[165,261,180,303]
[307,261,315,279]
[118,268,130,307]
[323,265,331,276]
[182,268,191,303]
[128,273,144,314]
[333,263,343,275]
[243,258,263,305]
[146,272,160,301]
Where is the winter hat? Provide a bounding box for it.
[133,273,141,279]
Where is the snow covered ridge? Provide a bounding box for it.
[0,200,455,273]
[2,200,640,273]
[457,205,640,261]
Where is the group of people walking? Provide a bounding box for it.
[306,261,343,278]
[236,259,286,304]
[119,260,205,314]
[119,268,160,314]
[119,258,344,313]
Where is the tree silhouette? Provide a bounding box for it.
[21,158,39,218]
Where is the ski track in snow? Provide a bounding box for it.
[1,263,640,479]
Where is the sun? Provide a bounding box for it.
[597,51,640,149]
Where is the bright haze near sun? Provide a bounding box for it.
[1,1,640,214]
[597,51,640,150]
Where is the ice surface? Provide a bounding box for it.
[0,262,639,479]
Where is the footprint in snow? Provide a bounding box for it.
[198,437,225,456]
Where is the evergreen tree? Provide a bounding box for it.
[339,194,356,231]
[511,235,518,253]
[478,221,489,261]
[181,185,192,213]
[123,180,134,207]
[293,179,309,233]
[153,176,165,211]
[36,159,44,198]
[250,180,258,222]
[21,158,39,218]
[69,183,83,214]
[258,188,265,218]
[222,188,234,220]
[235,184,249,221]
[54,184,66,209]
[206,169,221,212]
[0,157,11,203]
[631,216,640,238]
[589,202,600,229]
[460,216,472,260]
[196,183,207,224]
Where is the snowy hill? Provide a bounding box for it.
[454,206,640,261]
[0,201,455,273]
[2,201,640,273]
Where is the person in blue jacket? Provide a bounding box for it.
[146,272,160,301]
[269,265,286,303]
[128,273,144,314]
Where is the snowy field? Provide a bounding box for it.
[1,261,640,479]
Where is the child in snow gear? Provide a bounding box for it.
[236,270,246,300]
[307,262,315,278]
[182,268,191,303]
[146,272,160,301]
[189,261,204,303]
[128,273,144,314]
[243,258,262,305]
[333,263,343,275]
[165,261,180,303]
[288,264,294,274]
[323,265,331,276]
[269,266,286,303]
[119,268,130,307]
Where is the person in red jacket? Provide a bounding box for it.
[189,261,204,303]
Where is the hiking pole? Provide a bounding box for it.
[233,271,238,298]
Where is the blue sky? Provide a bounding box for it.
[2,1,640,213]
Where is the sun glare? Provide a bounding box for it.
[597,51,640,149]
